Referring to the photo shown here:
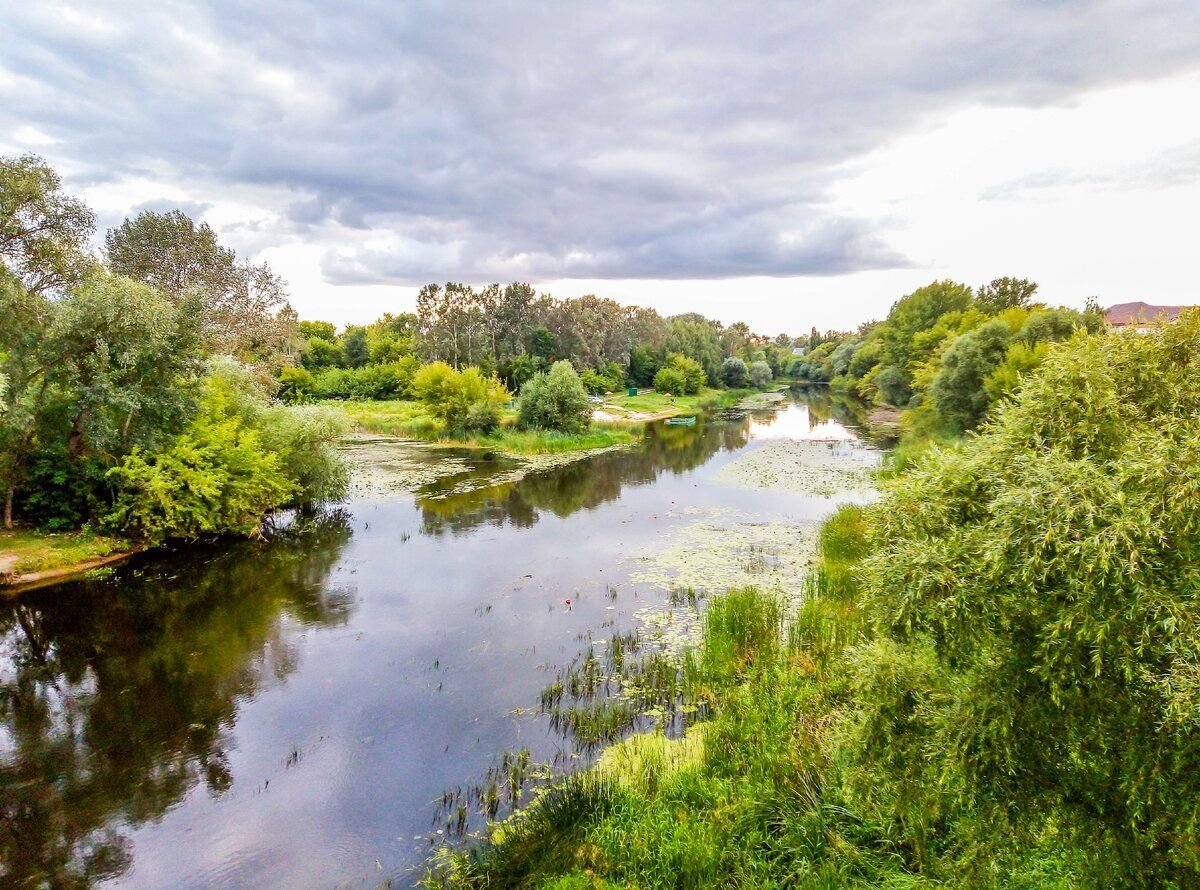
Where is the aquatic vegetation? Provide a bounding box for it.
[716,438,879,497]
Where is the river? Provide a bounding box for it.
[0,388,885,888]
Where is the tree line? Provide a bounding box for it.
[283,288,801,404]
[791,277,1105,438]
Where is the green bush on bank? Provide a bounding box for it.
[105,361,349,544]
[519,360,592,433]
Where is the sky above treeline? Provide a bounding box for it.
[3,1,1200,335]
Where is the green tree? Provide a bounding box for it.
[518,360,592,433]
[975,276,1038,315]
[341,326,369,368]
[628,344,663,387]
[300,336,342,370]
[0,154,96,296]
[722,356,748,388]
[748,360,773,389]
[653,366,686,395]
[927,320,1013,433]
[105,209,296,363]
[0,272,200,528]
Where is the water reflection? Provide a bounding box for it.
[417,414,751,536]
[0,512,354,888]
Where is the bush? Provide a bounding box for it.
[519,360,592,433]
[278,366,316,403]
[667,353,706,394]
[722,356,748,388]
[653,366,686,395]
[259,403,350,505]
[312,357,419,400]
[874,364,910,405]
[851,313,1200,883]
[748,360,772,389]
[413,362,509,434]
[105,371,296,544]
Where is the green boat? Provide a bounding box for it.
[666,415,696,426]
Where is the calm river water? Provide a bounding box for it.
[0,389,884,888]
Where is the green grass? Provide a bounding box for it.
[0,527,128,578]
[602,387,753,418]
[328,399,637,455]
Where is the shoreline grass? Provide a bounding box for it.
[0,527,131,585]
[600,386,754,419]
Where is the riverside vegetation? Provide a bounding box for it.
[1,154,792,577]
[5,150,1196,886]
[434,317,1200,887]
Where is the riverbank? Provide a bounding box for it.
[330,399,639,455]
[594,387,754,422]
[0,528,137,591]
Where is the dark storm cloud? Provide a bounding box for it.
[3,1,1199,282]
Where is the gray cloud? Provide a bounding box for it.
[3,1,1199,283]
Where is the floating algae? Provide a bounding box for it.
[716,438,880,497]
[628,510,819,657]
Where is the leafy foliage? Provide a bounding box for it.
[850,313,1200,883]
[519,361,592,433]
[748,359,773,389]
[0,153,96,296]
[722,356,748,388]
[105,371,296,544]
[413,362,509,434]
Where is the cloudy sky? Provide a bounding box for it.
[3,1,1200,334]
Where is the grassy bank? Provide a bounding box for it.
[0,527,132,586]
[332,399,638,455]
[599,387,754,420]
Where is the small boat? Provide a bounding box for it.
[666,415,696,426]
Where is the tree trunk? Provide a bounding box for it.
[4,485,13,530]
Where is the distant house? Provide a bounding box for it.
[791,346,806,356]
[1105,301,1194,333]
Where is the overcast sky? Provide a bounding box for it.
[3,1,1199,334]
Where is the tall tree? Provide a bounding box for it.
[0,271,199,527]
[0,154,96,297]
[105,210,295,363]
[976,276,1038,315]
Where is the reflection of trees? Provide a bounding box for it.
[792,385,890,445]
[416,417,751,535]
[0,511,353,888]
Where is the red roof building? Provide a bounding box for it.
[1105,302,1194,331]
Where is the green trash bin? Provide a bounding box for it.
[628,387,638,397]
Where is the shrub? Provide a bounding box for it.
[105,372,296,544]
[259,403,350,505]
[413,362,509,434]
[851,313,1200,883]
[278,366,316,403]
[519,360,592,433]
[748,360,772,389]
[653,366,686,395]
[722,356,748,388]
